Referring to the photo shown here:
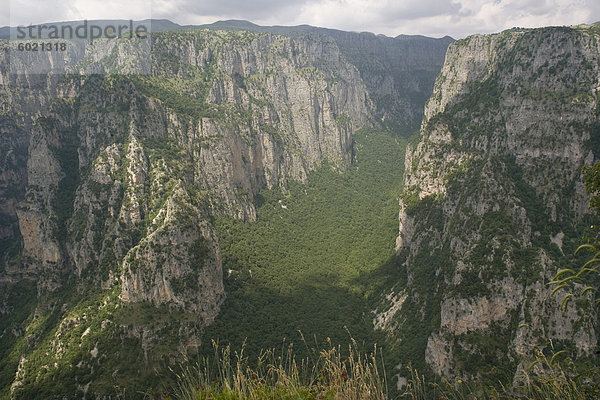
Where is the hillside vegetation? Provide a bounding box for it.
[201,129,408,358]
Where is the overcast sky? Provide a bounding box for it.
[4,0,600,38]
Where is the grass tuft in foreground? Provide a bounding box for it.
[168,336,387,400]
[167,337,600,400]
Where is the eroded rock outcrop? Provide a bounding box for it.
[380,25,600,384]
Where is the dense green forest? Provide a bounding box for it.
[200,129,410,358]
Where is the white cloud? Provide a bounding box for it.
[302,0,600,38]
[5,0,151,27]
[2,0,599,38]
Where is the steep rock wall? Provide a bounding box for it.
[194,20,454,133]
[379,26,600,384]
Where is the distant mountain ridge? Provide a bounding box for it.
[0,18,452,40]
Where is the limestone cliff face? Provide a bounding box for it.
[324,31,454,133]
[3,28,371,292]
[0,29,372,397]
[147,31,372,218]
[379,26,600,383]
[195,20,453,134]
[0,62,71,276]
